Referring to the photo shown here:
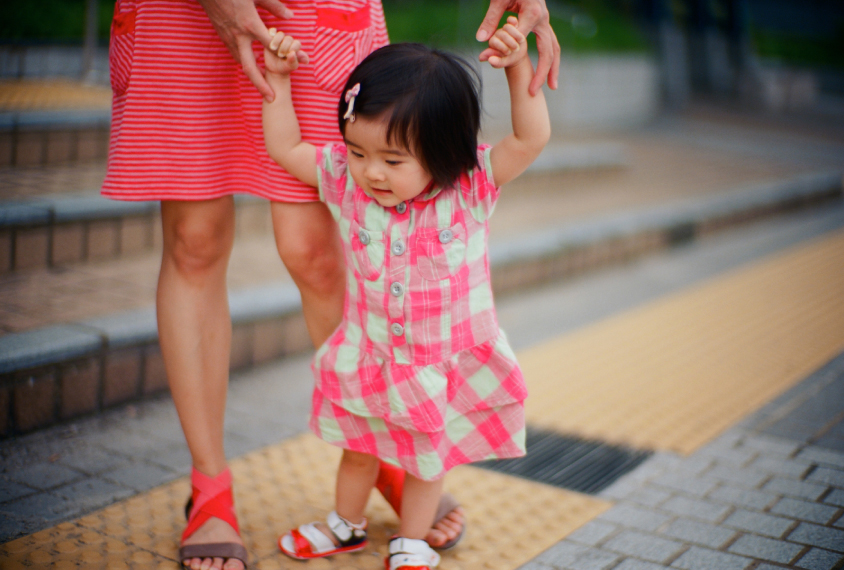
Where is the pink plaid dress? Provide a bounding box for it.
[310,143,527,481]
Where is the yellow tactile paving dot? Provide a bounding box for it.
[0,79,111,111]
[0,433,611,569]
[521,229,844,455]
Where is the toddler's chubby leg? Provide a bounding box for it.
[387,473,446,570]
[336,450,381,523]
[398,473,446,540]
[279,450,380,559]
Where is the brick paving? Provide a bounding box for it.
[519,353,844,570]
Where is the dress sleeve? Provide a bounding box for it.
[316,143,350,221]
[461,144,500,223]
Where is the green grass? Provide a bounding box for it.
[2,0,649,55]
[0,0,114,43]
[382,0,650,53]
[752,27,844,70]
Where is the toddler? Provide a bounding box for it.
[262,17,550,570]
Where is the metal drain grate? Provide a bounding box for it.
[476,426,652,494]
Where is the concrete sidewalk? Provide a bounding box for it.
[1,203,843,569]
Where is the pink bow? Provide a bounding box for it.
[343,83,361,122]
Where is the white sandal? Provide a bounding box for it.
[387,537,441,570]
[278,510,368,559]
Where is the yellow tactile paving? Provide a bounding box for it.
[0,79,111,111]
[0,433,611,569]
[521,229,844,455]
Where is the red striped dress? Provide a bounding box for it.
[101,0,389,202]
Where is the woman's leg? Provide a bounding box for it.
[157,197,243,570]
[271,201,346,346]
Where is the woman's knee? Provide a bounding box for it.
[161,200,234,275]
[272,201,345,293]
[282,237,344,291]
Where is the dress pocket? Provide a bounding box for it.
[414,225,467,282]
[109,1,136,97]
[349,219,384,281]
[312,1,374,94]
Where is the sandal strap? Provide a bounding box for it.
[182,467,240,542]
[327,510,367,543]
[288,511,367,556]
[388,537,440,570]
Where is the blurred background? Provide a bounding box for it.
[1,0,843,115]
[0,0,843,434]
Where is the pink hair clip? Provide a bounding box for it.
[343,83,361,123]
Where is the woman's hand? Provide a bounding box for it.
[264,28,309,76]
[486,17,528,69]
[476,0,560,95]
[198,0,296,101]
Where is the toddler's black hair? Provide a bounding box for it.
[338,43,481,188]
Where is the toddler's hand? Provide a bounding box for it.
[486,16,528,69]
[264,28,309,76]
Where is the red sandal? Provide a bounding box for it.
[375,461,465,550]
[179,467,249,568]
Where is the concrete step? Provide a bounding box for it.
[0,169,841,438]
[0,143,628,275]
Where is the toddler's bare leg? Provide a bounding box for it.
[399,473,446,540]
[336,450,381,524]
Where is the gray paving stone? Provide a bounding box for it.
[88,428,176,457]
[626,487,673,508]
[56,444,132,475]
[727,534,804,564]
[739,434,802,457]
[808,467,844,487]
[815,433,844,453]
[771,497,840,524]
[0,479,37,502]
[708,485,779,510]
[598,504,673,532]
[749,456,814,479]
[613,560,668,570]
[705,465,770,489]
[563,548,620,570]
[535,541,589,567]
[5,463,83,490]
[798,447,844,469]
[519,561,552,570]
[603,531,685,564]
[52,477,134,511]
[788,523,844,552]
[143,444,192,473]
[649,473,719,498]
[659,496,732,523]
[662,518,737,549]
[695,446,758,467]
[824,489,844,507]
[723,509,796,538]
[763,477,828,501]
[795,548,844,570]
[0,491,84,523]
[671,546,753,570]
[101,462,177,493]
[565,521,618,546]
[0,510,41,544]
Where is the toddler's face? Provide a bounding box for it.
[344,117,433,208]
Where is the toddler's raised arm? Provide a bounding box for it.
[488,17,552,188]
[262,29,319,188]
